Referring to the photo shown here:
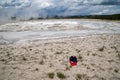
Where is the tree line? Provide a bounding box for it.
[11,14,120,20]
[53,14,120,20]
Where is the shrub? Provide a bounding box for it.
[78,56,82,60]
[56,51,62,54]
[98,46,105,51]
[35,68,39,71]
[48,72,54,79]
[114,69,119,73]
[76,49,81,53]
[66,66,70,70]
[76,74,82,79]
[39,60,44,65]
[22,57,27,61]
[57,72,66,79]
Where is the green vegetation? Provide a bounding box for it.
[55,51,62,54]
[27,14,120,21]
[35,68,39,71]
[114,69,119,73]
[64,14,120,20]
[65,67,69,70]
[78,55,83,60]
[76,49,81,53]
[0,59,6,62]
[39,60,44,65]
[98,46,105,52]
[57,72,66,79]
[22,56,27,61]
[76,74,82,79]
[65,66,71,70]
[48,72,55,79]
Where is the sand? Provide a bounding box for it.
[0,19,120,80]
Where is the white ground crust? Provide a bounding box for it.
[0,19,120,44]
[0,19,120,80]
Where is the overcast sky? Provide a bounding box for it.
[0,0,120,21]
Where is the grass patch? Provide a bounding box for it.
[114,69,119,73]
[78,55,83,61]
[49,63,53,67]
[35,68,39,71]
[29,48,32,51]
[65,66,71,70]
[22,57,27,61]
[92,54,96,56]
[76,74,82,79]
[76,49,81,53]
[87,53,90,56]
[98,46,105,52]
[55,51,62,54]
[39,60,44,65]
[48,72,55,79]
[57,72,66,79]
[42,55,46,59]
[0,59,6,62]
[111,46,117,50]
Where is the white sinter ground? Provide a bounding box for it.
[0,19,120,44]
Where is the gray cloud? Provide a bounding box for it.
[0,0,120,22]
[100,0,120,5]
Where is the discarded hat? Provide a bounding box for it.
[69,56,77,66]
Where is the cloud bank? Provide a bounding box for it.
[0,0,120,21]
